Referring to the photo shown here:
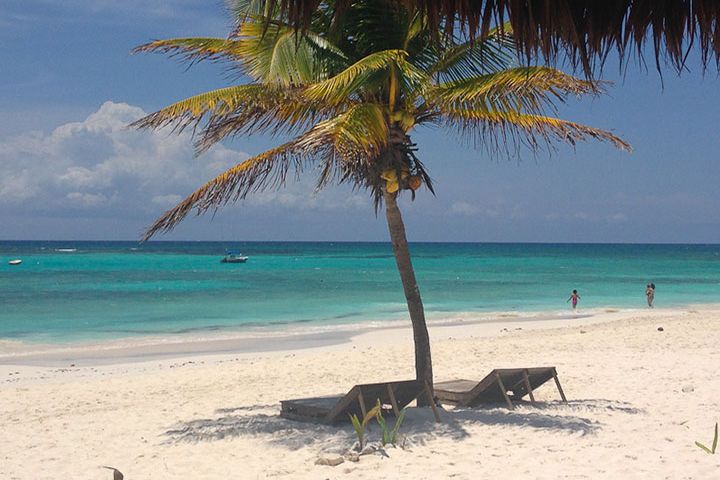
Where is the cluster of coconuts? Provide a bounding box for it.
[380,168,422,193]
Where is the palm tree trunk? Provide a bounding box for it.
[382,188,433,402]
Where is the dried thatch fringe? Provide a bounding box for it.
[269,0,720,76]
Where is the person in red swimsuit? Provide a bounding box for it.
[567,289,580,310]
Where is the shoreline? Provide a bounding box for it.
[0,305,701,367]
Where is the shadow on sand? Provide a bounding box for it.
[162,398,630,448]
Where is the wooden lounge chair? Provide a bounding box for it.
[280,379,440,424]
[434,367,567,410]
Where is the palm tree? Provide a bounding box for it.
[133,0,630,395]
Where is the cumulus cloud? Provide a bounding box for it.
[151,194,183,207]
[449,201,479,216]
[0,101,373,226]
[0,101,246,217]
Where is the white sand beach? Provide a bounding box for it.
[2,306,720,479]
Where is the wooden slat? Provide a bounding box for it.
[523,369,536,403]
[423,381,441,422]
[552,368,568,403]
[357,388,367,418]
[495,372,515,410]
[387,383,400,416]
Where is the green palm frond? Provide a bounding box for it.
[131,84,340,143]
[132,38,243,64]
[234,21,325,85]
[305,49,427,105]
[232,18,348,85]
[440,108,632,152]
[228,0,276,20]
[403,10,426,49]
[428,67,602,115]
[299,104,390,190]
[266,30,316,85]
[426,24,515,82]
[302,103,389,159]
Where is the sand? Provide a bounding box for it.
[1,306,720,479]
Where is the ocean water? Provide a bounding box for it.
[1,241,719,343]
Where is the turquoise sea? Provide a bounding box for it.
[1,241,719,344]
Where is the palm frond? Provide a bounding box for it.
[132,38,243,64]
[428,67,603,115]
[439,108,632,152]
[300,103,390,190]
[425,23,515,82]
[130,84,272,132]
[233,20,346,85]
[228,0,277,21]
[304,49,427,105]
[193,96,356,153]
[235,22,311,84]
[131,84,341,144]
[302,103,389,159]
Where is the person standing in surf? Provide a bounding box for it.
[646,283,655,308]
[567,289,580,310]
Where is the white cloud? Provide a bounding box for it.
[0,101,374,227]
[448,201,500,218]
[572,212,589,220]
[449,201,478,216]
[66,192,109,207]
[244,188,369,212]
[152,194,183,207]
[0,101,246,216]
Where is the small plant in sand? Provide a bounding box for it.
[695,422,718,454]
[349,402,381,451]
[376,407,407,447]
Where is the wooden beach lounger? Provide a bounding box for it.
[280,379,440,424]
[434,367,567,410]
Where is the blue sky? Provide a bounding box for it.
[1,1,719,242]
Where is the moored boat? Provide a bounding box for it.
[221,251,248,263]
[8,259,22,265]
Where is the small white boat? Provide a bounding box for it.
[8,259,22,265]
[55,248,77,253]
[220,251,248,263]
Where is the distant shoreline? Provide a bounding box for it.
[1,305,713,367]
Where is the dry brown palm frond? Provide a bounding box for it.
[193,96,359,153]
[269,0,720,75]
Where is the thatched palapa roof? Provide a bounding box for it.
[269,0,720,75]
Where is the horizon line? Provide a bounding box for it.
[1,239,719,246]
